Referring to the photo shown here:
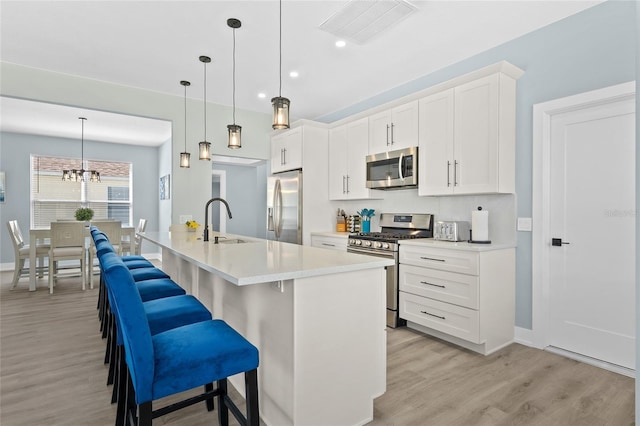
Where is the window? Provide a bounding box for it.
[31,155,132,227]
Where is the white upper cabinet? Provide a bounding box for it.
[329,117,374,200]
[368,100,419,154]
[418,72,517,196]
[271,128,303,173]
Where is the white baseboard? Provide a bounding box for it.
[514,326,539,348]
[545,346,635,378]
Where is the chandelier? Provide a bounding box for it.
[62,117,100,182]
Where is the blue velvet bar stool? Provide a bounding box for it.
[102,253,259,426]
[91,228,154,320]
[94,238,173,338]
[97,250,212,407]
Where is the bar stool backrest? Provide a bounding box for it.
[101,252,154,402]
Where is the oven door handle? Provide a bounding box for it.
[348,248,396,260]
[398,153,404,181]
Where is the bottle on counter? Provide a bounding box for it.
[336,210,346,232]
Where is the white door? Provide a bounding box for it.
[548,94,635,369]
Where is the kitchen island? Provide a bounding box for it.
[140,231,393,426]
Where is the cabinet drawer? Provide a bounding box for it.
[399,292,480,343]
[311,235,347,251]
[399,264,479,309]
[399,245,478,275]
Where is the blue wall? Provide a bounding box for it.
[320,0,636,329]
[0,131,161,264]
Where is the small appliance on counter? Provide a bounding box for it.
[433,221,470,242]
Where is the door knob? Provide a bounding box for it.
[552,238,570,246]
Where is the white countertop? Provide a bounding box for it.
[399,238,516,251]
[141,231,393,286]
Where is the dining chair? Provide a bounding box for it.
[6,220,49,289]
[89,220,122,289]
[121,218,147,256]
[48,221,87,294]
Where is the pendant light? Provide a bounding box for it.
[199,55,212,160]
[271,0,290,129]
[227,18,242,149]
[62,117,100,182]
[179,80,191,168]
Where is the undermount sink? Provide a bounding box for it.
[213,237,250,244]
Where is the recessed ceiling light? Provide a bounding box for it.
[258,93,266,99]
[289,71,299,78]
[336,40,346,48]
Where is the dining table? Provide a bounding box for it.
[28,224,135,291]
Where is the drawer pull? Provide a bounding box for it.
[420,256,445,262]
[420,310,445,320]
[420,281,445,288]
[321,243,336,247]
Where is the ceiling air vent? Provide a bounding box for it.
[319,0,417,44]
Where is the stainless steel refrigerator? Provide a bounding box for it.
[266,170,302,244]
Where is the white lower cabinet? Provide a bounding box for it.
[310,233,348,251]
[399,243,515,355]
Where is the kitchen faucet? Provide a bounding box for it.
[203,197,233,242]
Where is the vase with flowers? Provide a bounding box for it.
[186,220,200,232]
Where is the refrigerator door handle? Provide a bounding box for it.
[273,178,283,239]
[267,207,275,231]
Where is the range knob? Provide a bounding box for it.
[373,241,382,249]
[381,242,390,249]
[363,240,372,247]
[355,239,362,246]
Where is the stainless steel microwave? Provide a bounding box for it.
[366,146,418,190]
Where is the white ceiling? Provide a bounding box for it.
[0,0,603,145]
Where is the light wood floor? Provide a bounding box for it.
[0,268,635,426]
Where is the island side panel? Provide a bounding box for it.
[203,270,296,426]
[293,268,387,426]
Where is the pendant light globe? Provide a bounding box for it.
[179,80,191,168]
[272,0,290,129]
[199,55,212,160]
[227,18,242,149]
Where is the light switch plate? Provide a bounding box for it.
[517,217,532,232]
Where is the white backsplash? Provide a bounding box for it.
[331,190,516,244]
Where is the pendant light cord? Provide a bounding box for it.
[203,61,207,140]
[184,84,187,150]
[233,27,236,125]
[278,0,282,97]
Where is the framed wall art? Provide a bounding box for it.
[0,171,5,203]
[160,174,170,200]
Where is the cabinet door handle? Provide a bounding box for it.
[420,281,445,288]
[420,256,445,262]
[386,124,390,146]
[346,175,350,194]
[342,175,346,194]
[322,243,336,247]
[390,122,395,145]
[283,147,287,165]
[446,161,451,187]
[280,148,284,165]
[454,160,459,186]
[420,310,446,320]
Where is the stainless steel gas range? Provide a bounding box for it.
[347,213,433,328]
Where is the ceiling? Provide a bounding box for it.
[0,0,604,145]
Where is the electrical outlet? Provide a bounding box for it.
[517,217,532,232]
[179,214,192,224]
